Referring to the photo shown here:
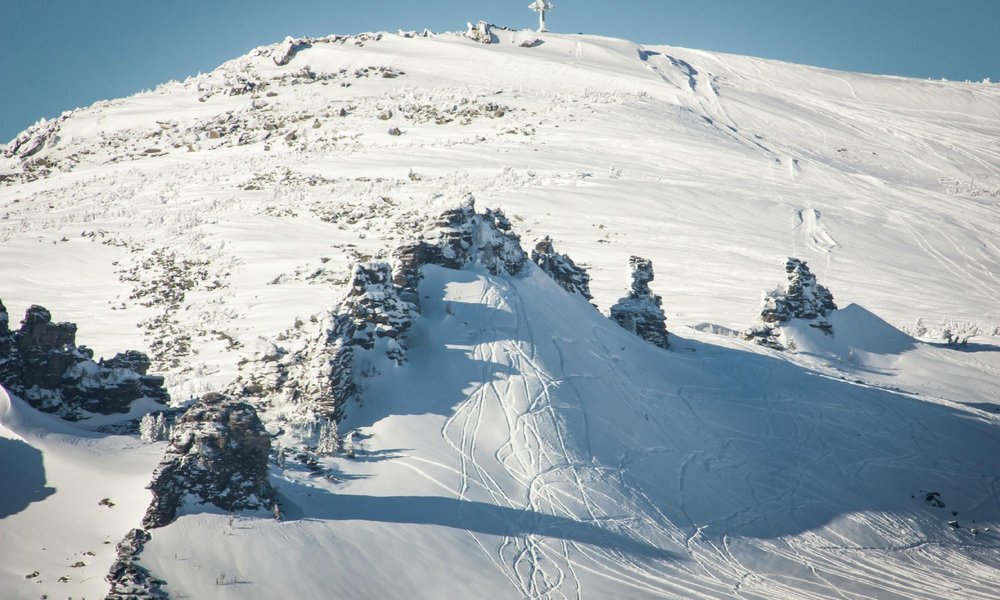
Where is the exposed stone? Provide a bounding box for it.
[339,262,414,363]
[392,195,527,302]
[142,393,276,529]
[273,36,312,66]
[531,236,592,300]
[610,256,669,349]
[465,21,495,44]
[0,301,168,420]
[105,528,168,599]
[743,257,838,350]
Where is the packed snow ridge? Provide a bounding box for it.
[2,24,1000,600]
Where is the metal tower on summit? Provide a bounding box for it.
[529,0,553,32]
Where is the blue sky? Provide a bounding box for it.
[2,0,998,142]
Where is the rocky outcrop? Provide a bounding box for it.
[105,528,167,600]
[142,393,276,529]
[233,261,416,424]
[532,236,592,300]
[465,21,495,44]
[393,195,527,305]
[273,36,312,66]
[340,262,413,363]
[610,256,669,349]
[743,257,837,349]
[0,301,168,420]
[237,198,528,431]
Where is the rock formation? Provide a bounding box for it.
[743,257,837,349]
[142,393,276,529]
[531,236,593,300]
[0,301,168,420]
[393,195,527,304]
[105,528,167,599]
[610,256,670,349]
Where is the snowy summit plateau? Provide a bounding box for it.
[2,20,1000,600]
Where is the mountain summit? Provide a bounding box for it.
[2,27,1000,600]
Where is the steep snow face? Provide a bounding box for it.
[1,27,1000,600]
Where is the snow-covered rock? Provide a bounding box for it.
[0,301,168,419]
[531,236,593,300]
[744,257,837,349]
[105,528,167,600]
[609,256,669,348]
[142,393,276,528]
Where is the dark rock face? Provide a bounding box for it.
[610,256,670,349]
[0,301,168,420]
[339,262,413,362]
[761,258,837,323]
[142,393,276,529]
[531,236,593,300]
[105,528,167,599]
[743,257,838,349]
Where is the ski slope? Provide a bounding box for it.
[1,27,1000,599]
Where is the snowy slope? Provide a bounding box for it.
[2,27,1000,599]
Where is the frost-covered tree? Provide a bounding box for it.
[316,418,343,455]
[529,0,553,32]
[139,412,168,443]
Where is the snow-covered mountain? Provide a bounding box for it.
[2,25,1000,600]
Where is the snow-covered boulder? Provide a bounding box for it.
[273,36,311,66]
[743,257,838,349]
[465,21,495,44]
[143,393,276,528]
[531,236,592,300]
[0,301,168,419]
[609,256,669,349]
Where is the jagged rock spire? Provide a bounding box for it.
[610,256,669,349]
[532,236,592,300]
[744,257,838,349]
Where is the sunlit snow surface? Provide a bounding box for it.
[2,29,1000,599]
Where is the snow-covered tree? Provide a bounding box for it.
[139,412,168,443]
[316,418,343,455]
[529,0,553,32]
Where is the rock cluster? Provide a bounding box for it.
[143,393,276,529]
[105,528,167,599]
[0,300,168,420]
[394,195,527,303]
[531,236,593,300]
[743,257,837,349]
[609,256,670,349]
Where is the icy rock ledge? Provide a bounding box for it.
[743,257,837,349]
[0,300,168,420]
[142,393,276,529]
[610,256,670,349]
